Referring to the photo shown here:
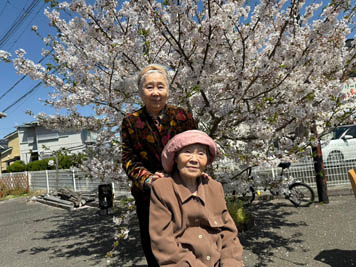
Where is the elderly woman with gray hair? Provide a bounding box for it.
[149,130,243,267]
[121,64,197,266]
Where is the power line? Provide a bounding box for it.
[1,68,57,113]
[0,0,41,49]
[0,76,27,101]
[2,81,42,113]
[0,48,53,101]
[7,1,45,51]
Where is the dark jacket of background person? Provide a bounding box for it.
[121,104,197,266]
[121,104,197,197]
[150,174,243,267]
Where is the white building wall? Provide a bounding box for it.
[18,127,37,164]
[37,130,86,155]
[18,124,95,164]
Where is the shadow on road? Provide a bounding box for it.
[17,204,145,266]
[314,249,356,267]
[239,201,309,267]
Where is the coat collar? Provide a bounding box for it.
[172,172,207,205]
[143,105,167,121]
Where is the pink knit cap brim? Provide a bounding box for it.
[161,130,218,173]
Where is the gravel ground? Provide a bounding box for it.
[0,186,355,267]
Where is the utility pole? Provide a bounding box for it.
[55,152,59,190]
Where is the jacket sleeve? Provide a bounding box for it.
[121,117,152,192]
[218,184,244,267]
[149,182,206,267]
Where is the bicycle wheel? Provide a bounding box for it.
[240,186,256,204]
[288,183,315,207]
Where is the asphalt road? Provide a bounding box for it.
[0,187,355,267]
[240,192,356,267]
[0,197,145,267]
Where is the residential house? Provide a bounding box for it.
[18,122,97,164]
[0,139,8,154]
[0,131,20,174]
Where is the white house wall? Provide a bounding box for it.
[18,128,37,164]
[19,125,93,164]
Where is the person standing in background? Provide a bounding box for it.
[121,64,197,266]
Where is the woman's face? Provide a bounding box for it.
[175,144,208,180]
[140,72,168,116]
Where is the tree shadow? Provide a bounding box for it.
[16,203,146,266]
[107,214,147,266]
[314,249,356,266]
[238,200,309,267]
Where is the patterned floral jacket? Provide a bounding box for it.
[121,105,197,197]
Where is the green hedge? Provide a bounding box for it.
[26,158,55,171]
[6,153,86,172]
[6,160,27,172]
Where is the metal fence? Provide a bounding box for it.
[1,158,354,196]
[257,157,355,188]
[1,169,130,196]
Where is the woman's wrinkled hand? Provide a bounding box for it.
[152,171,165,180]
[146,171,169,190]
[201,172,213,180]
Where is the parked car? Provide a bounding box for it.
[321,124,356,163]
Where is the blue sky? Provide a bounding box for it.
[0,0,57,138]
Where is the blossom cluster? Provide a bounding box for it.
[1,0,356,178]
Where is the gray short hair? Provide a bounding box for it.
[137,64,169,93]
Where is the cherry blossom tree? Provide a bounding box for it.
[1,0,356,180]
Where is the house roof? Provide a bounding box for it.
[17,121,38,128]
[0,139,8,150]
[1,147,12,155]
[3,130,18,140]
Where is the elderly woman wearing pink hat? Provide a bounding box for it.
[149,130,243,267]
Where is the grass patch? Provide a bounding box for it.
[0,181,30,201]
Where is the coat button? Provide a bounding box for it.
[198,234,203,239]
[206,255,211,261]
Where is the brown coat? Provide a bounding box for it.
[149,174,243,267]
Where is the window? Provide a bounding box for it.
[348,126,356,138]
[332,125,356,139]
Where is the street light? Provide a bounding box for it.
[0,112,7,118]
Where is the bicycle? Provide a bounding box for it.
[228,162,315,207]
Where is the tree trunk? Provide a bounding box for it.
[311,126,329,204]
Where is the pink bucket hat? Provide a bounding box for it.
[161,130,218,173]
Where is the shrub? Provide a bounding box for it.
[7,161,26,173]
[58,154,75,169]
[26,159,51,171]
[226,196,250,231]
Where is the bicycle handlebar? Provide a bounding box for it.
[229,162,291,181]
[230,165,258,180]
